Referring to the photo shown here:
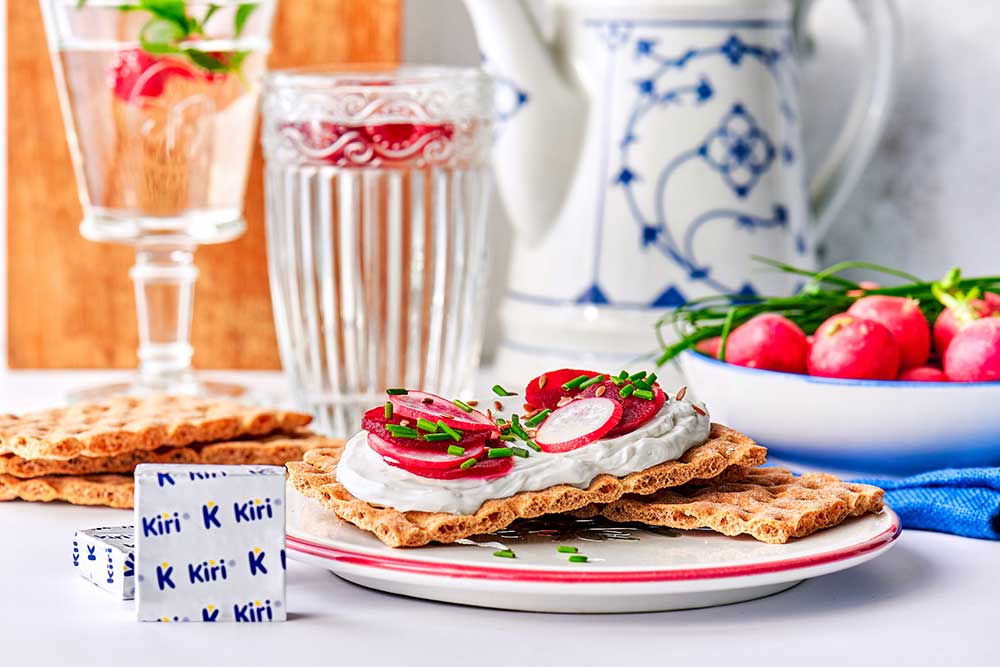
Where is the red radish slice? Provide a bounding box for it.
[361,407,489,451]
[397,455,514,480]
[367,432,485,471]
[581,382,666,438]
[534,397,623,453]
[524,368,604,410]
[389,391,494,432]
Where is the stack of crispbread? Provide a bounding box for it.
[0,395,334,509]
[287,423,885,548]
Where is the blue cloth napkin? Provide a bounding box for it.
[854,468,1000,540]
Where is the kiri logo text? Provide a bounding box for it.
[187,557,230,585]
[234,599,274,623]
[201,501,222,530]
[141,511,183,538]
[234,497,275,524]
[156,562,175,590]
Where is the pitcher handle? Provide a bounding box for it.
[799,0,900,245]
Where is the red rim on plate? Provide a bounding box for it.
[286,508,900,584]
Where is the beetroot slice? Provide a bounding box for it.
[389,391,494,432]
[361,407,489,451]
[524,369,604,410]
[384,453,513,480]
[367,433,485,471]
[534,397,623,453]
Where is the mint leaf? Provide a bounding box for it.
[234,3,258,36]
[139,17,186,53]
[184,48,228,71]
[200,3,222,30]
[139,0,191,32]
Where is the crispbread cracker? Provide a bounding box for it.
[592,466,884,544]
[0,474,134,509]
[287,424,766,548]
[0,396,312,460]
[0,432,336,479]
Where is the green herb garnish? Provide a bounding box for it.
[386,387,408,395]
[447,445,465,456]
[487,448,513,459]
[568,555,588,563]
[511,447,529,458]
[384,401,393,419]
[385,425,419,439]
[415,418,438,433]
[523,409,551,428]
[452,399,474,413]
[561,374,591,391]
[436,421,462,442]
[492,384,517,397]
[557,546,578,554]
[459,458,478,470]
[619,384,635,399]
[493,549,515,559]
[577,374,606,390]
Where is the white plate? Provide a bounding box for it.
[286,488,901,613]
[681,350,1000,473]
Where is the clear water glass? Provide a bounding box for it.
[262,67,494,436]
[40,0,275,400]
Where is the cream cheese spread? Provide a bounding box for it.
[335,397,711,515]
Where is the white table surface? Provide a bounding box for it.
[0,370,997,667]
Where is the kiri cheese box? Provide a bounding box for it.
[72,526,136,599]
[134,464,287,623]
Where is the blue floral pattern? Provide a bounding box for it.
[699,103,776,198]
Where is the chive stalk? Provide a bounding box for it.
[416,418,439,433]
[384,402,393,419]
[557,546,578,554]
[447,445,465,456]
[459,458,478,470]
[561,374,591,391]
[492,384,517,397]
[619,384,635,399]
[386,388,408,395]
[523,409,551,427]
[487,447,513,458]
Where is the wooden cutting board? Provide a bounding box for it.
[6,0,401,369]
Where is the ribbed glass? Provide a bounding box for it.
[262,67,493,436]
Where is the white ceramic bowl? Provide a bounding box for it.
[680,350,1000,473]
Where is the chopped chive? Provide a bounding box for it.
[634,379,652,391]
[510,413,521,427]
[447,445,466,456]
[436,420,462,442]
[618,370,629,380]
[568,555,588,563]
[524,439,542,452]
[459,458,478,470]
[628,370,647,381]
[511,447,529,458]
[610,377,624,386]
[646,372,657,385]
[634,389,654,400]
[495,417,507,426]
[386,387,408,395]
[385,426,419,437]
[523,408,551,427]
[499,433,516,442]
[452,399,474,413]
[384,401,393,419]
[561,374,591,391]
[577,374,606,390]
[488,447,513,458]
[557,545,578,554]
[510,423,530,441]
[492,384,517,397]
[492,549,515,559]
[416,418,439,433]
[423,433,454,442]
[619,384,635,399]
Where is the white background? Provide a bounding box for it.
[3,0,1000,369]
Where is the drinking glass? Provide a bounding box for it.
[40,0,275,400]
[261,67,494,436]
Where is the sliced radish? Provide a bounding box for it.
[367,432,486,471]
[534,397,623,453]
[580,382,666,438]
[389,391,494,432]
[361,407,489,451]
[524,368,604,410]
[397,455,514,481]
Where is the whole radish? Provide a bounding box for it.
[847,295,930,369]
[695,336,722,358]
[724,313,809,374]
[808,314,900,380]
[943,318,1000,382]
[933,298,997,356]
[899,366,948,382]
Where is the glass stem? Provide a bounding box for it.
[130,238,199,391]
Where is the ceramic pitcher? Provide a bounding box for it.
[463,0,898,377]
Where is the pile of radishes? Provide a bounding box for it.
[698,292,1000,382]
